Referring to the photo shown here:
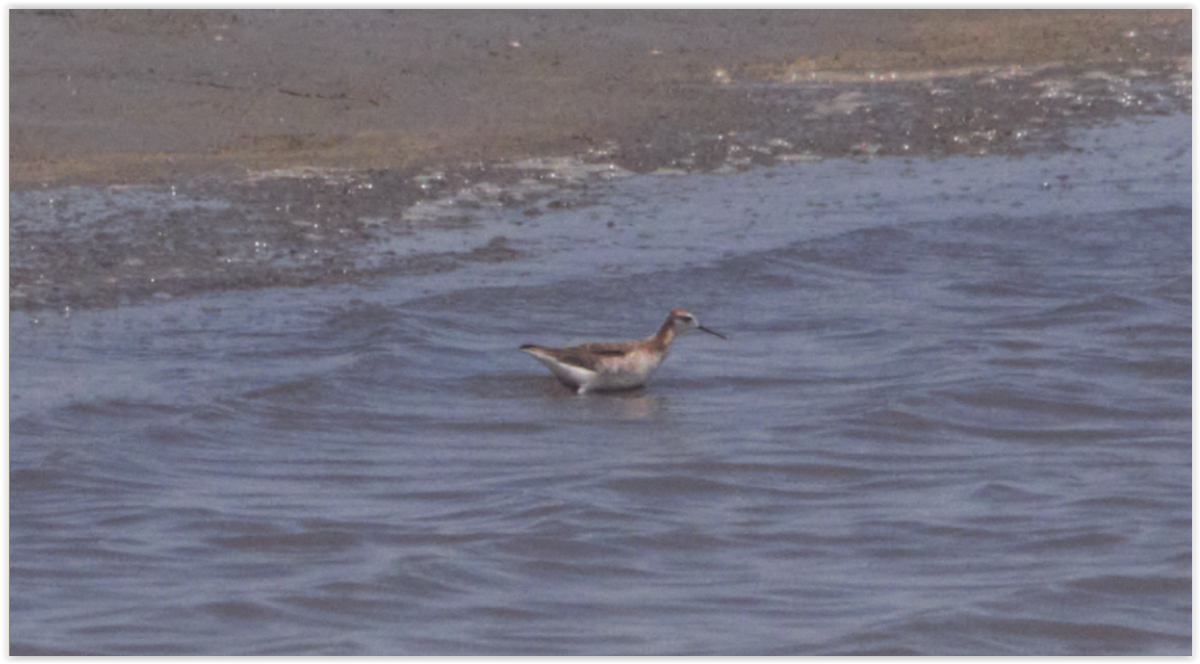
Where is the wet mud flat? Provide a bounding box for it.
[9,10,1190,186]
[8,10,1192,313]
[10,51,1190,313]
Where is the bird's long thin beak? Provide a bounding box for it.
[698,326,728,340]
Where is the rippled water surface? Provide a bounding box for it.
[10,115,1190,654]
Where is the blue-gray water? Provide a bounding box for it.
[10,115,1190,654]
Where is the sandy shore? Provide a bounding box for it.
[9,9,1190,188]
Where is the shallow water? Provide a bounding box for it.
[9,115,1191,654]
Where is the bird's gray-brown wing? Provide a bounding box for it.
[523,341,636,372]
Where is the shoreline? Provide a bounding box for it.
[9,9,1190,190]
